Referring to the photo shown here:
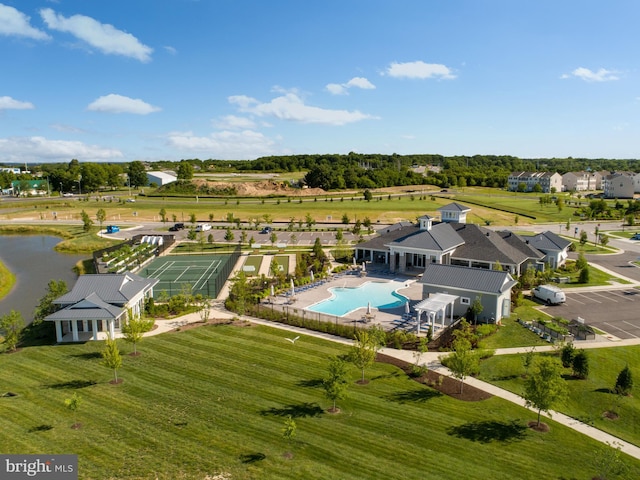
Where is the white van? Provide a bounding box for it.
[195,223,212,232]
[532,284,566,305]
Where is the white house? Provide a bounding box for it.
[524,231,572,269]
[45,273,158,343]
[562,172,590,192]
[508,172,563,193]
[603,172,634,199]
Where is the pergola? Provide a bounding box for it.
[413,293,459,335]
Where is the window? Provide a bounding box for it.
[461,297,470,305]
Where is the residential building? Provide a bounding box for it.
[603,172,634,199]
[562,172,590,192]
[507,172,562,193]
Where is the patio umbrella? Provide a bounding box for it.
[362,262,366,272]
[290,278,295,297]
[270,285,275,297]
[353,257,357,267]
[310,270,314,282]
[366,302,372,315]
[405,301,410,315]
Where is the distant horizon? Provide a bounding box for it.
[2,1,639,163]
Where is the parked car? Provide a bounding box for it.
[532,284,566,305]
[195,223,212,232]
[260,226,272,234]
[169,223,185,232]
[106,225,120,234]
[631,233,640,240]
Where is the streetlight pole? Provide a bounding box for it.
[77,175,82,195]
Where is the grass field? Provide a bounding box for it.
[0,257,16,301]
[1,324,639,479]
[477,346,640,448]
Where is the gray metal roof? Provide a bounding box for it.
[437,202,471,213]
[389,222,465,252]
[526,231,572,252]
[360,225,420,251]
[451,223,533,266]
[497,231,545,260]
[419,263,517,294]
[54,273,158,307]
[45,292,124,321]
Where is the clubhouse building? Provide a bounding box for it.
[45,273,158,343]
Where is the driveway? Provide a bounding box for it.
[547,289,640,340]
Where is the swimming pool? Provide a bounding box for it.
[306,280,409,317]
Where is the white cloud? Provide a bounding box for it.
[326,77,375,95]
[561,67,619,82]
[166,129,277,159]
[229,92,377,125]
[39,8,152,62]
[384,61,456,80]
[0,4,51,40]
[0,96,34,110]
[0,136,123,162]
[87,94,161,114]
[50,123,86,134]
[214,115,257,130]
[326,83,346,95]
[164,45,177,55]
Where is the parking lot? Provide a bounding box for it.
[545,289,640,340]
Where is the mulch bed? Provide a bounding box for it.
[377,353,492,402]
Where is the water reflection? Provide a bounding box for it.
[0,236,86,323]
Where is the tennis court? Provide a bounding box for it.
[141,252,239,299]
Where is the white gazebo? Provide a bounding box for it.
[413,293,459,335]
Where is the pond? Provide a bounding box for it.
[0,235,87,323]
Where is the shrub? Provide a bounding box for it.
[476,324,498,338]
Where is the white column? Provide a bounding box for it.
[82,320,88,333]
[55,321,62,343]
[71,320,79,342]
[108,319,115,338]
[416,311,421,335]
[92,320,98,341]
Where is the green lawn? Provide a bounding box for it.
[1,325,638,479]
[477,346,640,447]
[0,257,16,301]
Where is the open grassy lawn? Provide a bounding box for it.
[478,315,548,350]
[2,324,637,479]
[477,346,640,447]
[0,257,16,301]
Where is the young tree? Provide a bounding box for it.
[579,230,588,247]
[0,310,25,352]
[189,212,197,225]
[96,208,106,234]
[224,227,234,242]
[80,209,93,232]
[363,189,373,202]
[572,349,589,379]
[270,231,278,246]
[348,330,377,384]
[64,392,82,429]
[523,357,567,428]
[522,347,536,377]
[560,343,575,368]
[282,415,297,442]
[592,442,628,480]
[159,207,167,223]
[599,234,609,248]
[575,253,588,271]
[445,338,479,393]
[121,310,154,355]
[579,266,590,284]
[615,365,633,396]
[198,297,211,324]
[101,334,123,383]
[33,280,68,323]
[323,357,350,413]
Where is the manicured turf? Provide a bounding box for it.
[1,325,639,479]
[477,346,640,447]
[0,257,16,301]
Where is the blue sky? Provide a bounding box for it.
[1,0,639,163]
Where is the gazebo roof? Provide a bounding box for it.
[414,293,459,313]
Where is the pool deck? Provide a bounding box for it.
[268,270,426,332]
